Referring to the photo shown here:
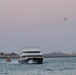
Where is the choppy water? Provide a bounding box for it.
[0,57,76,75]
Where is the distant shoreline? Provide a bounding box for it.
[43,55,76,58]
[0,55,19,58]
[0,52,76,58]
[0,54,76,58]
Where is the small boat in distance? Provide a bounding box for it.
[19,47,43,64]
[6,55,11,62]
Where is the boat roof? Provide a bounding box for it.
[22,47,40,52]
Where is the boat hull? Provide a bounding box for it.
[19,58,43,64]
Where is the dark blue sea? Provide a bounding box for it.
[0,57,76,75]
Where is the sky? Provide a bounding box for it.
[0,0,76,54]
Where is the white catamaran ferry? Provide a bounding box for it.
[19,47,43,64]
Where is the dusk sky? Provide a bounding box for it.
[0,0,76,53]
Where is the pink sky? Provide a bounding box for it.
[0,0,76,53]
[0,0,76,24]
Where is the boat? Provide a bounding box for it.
[19,47,43,64]
[6,56,11,62]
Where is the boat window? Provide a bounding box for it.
[23,51,40,53]
[22,56,26,58]
[21,55,42,58]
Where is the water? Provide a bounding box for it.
[0,57,76,75]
